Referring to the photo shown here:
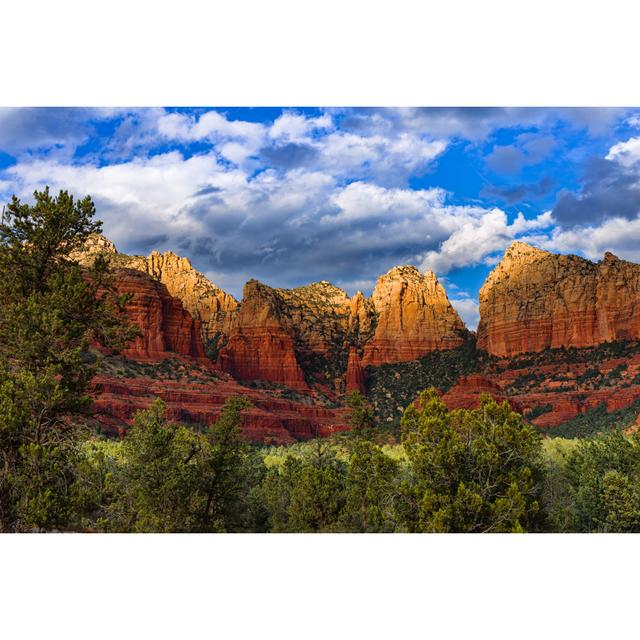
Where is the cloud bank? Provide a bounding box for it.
[1,107,640,328]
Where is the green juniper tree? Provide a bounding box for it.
[261,441,347,532]
[101,397,263,533]
[397,389,546,533]
[563,430,640,532]
[344,390,375,436]
[0,188,133,531]
[339,440,399,532]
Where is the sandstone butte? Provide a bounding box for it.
[216,279,310,391]
[361,265,469,367]
[478,241,640,357]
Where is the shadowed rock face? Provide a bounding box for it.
[217,280,309,391]
[478,241,640,357]
[109,268,207,362]
[361,266,469,367]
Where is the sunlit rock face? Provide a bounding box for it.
[478,242,640,357]
[361,265,469,367]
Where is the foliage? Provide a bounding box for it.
[526,403,553,420]
[0,188,134,531]
[339,440,399,532]
[204,332,227,363]
[344,390,376,435]
[261,439,347,532]
[92,398,264,532]
[365,338,482,429]
[397,389,546,532]
[563,430,640,532]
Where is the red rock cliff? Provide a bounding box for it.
[362,266,469,367]
[478,242,640,357]
[217,280,309,390]
[74,235,238,342]
[112,268,207,362]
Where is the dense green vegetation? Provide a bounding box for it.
[0,188,136,532]
[23,385,640,533]
[365,337,483,428]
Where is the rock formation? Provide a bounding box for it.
[478,242,640,357]
[345,347,365,394]
[441,374,521,413]
[71,234,640,439]
[73,235,238,342]
[110,268,207,362]
[143,250,238,340]
[92,363,351,444]
[362,266,469,366]
[217,280,309,390]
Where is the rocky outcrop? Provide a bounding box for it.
[92,362,351,444]
[478,242,640,357]
[217,280,309,390]
[76,236,471,388]
[441,375,522,413]
[71,233,117,258]
[143,250,238,340]
[73,235,238,342]
[218,280,375,391]
[345,347,365,394]
[362,266,469,366]
[110,268,207,362]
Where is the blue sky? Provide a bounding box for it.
[2,106,640,329]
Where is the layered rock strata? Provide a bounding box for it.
[110,268,207,362]
[362,266,469,367]
[478,242,640,357]
[217,280,309,390]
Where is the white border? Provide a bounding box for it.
[2,0,640,106]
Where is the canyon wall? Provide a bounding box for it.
[109,268,207,362]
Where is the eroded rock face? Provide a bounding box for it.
[93,361,351,444]
[217,280,309,390]
[362,266,469,367]
[345,347,365,394]
[478,242,640,357]
[74,235,238,342]
[111,268,207,362]
[143,251,238,340]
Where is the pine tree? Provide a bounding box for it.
[0,188,134,531]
